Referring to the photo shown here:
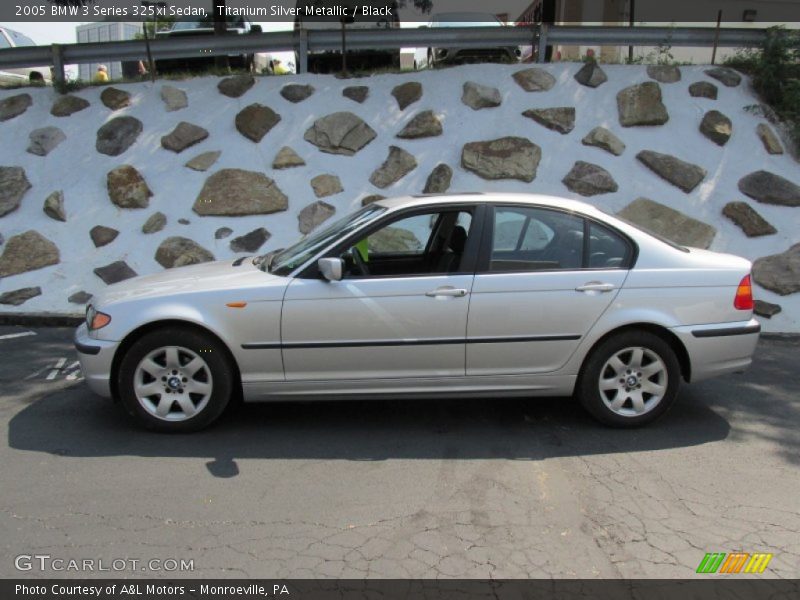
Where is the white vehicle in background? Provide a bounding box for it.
[414,12,521,70]
[0,26,51,86]
[295,0,401,73]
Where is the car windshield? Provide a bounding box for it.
[260,204,386,275]
[170,17,245,31]
[612,214,690,253]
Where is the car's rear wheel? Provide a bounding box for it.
[118,328,233,432]
[577,331,680,427]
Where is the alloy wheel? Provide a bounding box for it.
[598,346,668,417]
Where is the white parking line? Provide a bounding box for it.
[0,331,36,341]
[46,358,67,380]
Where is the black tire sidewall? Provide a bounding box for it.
[579,331,680,428]
[117,328,233,433]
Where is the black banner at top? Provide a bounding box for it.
[3,0,800,23]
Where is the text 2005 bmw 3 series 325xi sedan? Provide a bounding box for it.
[75,194,760,432]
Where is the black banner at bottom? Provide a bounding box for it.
[4,580,800,600]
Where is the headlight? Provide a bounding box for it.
[86,305,111,330]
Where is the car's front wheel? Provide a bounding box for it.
[577,331,680,427]
[118,328,233,432]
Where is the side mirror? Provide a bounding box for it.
[318,257,343,282]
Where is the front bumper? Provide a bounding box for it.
[74,323,118,398]
[672,318,761,382]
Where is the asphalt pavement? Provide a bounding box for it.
[0,326,798,579]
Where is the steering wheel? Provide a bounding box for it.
[350,246,369,276]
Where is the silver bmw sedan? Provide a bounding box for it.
[75,193,760,432]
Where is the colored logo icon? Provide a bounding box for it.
[696,552,773,574]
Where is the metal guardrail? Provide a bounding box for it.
[0,25,769,85]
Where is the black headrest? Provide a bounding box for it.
[449,226,467,253]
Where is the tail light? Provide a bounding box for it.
[734,275,754,310]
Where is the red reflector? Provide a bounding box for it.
[734,275,754,310]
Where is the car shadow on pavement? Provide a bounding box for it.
[7,382,733,478]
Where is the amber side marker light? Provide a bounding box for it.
[226,302,248,309]
[91,312,112,330]
[734,275,754,310]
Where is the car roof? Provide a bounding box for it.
[374,192,604,216]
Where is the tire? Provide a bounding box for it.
[577,330,680,428]
[117,328,234,432]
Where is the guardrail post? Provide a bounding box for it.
[537,24,549,63]
[51,44,66,92]
[297,29,308,74]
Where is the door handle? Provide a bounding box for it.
[425,287,467,298]
[575,282,615,293]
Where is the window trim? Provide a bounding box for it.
[297,203,486,281]
[476,204,638,274]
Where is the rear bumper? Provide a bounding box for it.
[74,323,118,398]
[672,319,760,382]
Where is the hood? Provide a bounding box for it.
[95,258,286,307]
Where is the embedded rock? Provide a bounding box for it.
[396,110,442,139]
[391,81,422,110]
[513,68,555,92]
[94,261,137,284]
[752,244,800,295]
[100,87,131,110]
[0,231,60,277]
[738,171,800,207]
[636,150,706,193]
[51,94,89,117]
[304,112,377,156]
[27,127,66,156]
[160,85,188,111]
[185,150,221,171]
[0,287,41,306]
[107,165,152,209]
[689,81,718,99]
[298,201,336,234]
[194,169,288,216]
[155,237,214,269]
[722,202,776,237]
[343,85,369,103]
[617,198,716,249]
[757,123,784,154]
[462,81,501,110]
[43,190,66,222]
[272,146,305,169]
[218,74,254,98]
[230,228,271,253]
[647,65,681,83]
[68,291,93,304]
[617,82,669,127]
[310,174,343,198]
[178,218,190,225]
[96,116,142,156]
[461,137,541,183]
[361,194,385,206]
[0,93,32,121]
[161,121,209,153]
[215,227,233,240]
[581,126,625,156]
[280,83,315,103]
[0,167,31,217]
[142,211,166,234]
[423,164,453,194]
[754,300,781,319]
[562,161,618,196]
[522,107,575,134]
[705,67,741,87]
[574,61,607,88]
[235,104,281,143]
[699,110,732,146]
[90,225,119,247]
[369,146,417,189]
